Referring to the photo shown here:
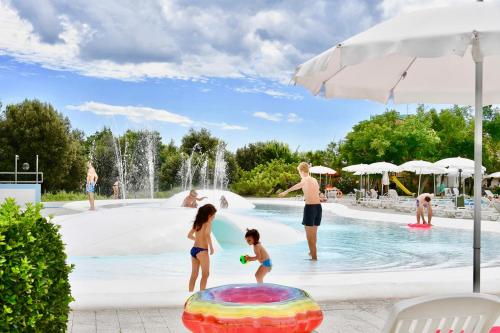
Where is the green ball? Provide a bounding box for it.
[239,255,248,264]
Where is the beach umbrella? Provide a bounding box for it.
[484,172,500,179]
[365,162,400,196]
[343,164,369,192]
[435,157,486,195]
[309,166,336,189]
[293,1,500,291]
[399,160,447,195]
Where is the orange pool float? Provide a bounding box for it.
[182,283,323,333]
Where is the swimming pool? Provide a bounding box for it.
[69,203,500,282]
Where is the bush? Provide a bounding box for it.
[0,199,73,332]
[231,160,300,197]
[42,190,107,202]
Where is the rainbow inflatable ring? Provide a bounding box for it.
[182,283,323,333]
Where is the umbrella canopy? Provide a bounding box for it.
[434,157,486,173]
[366,162,401,174]
[293,1,500,292]
[293,2,500,105]
[485,172,500,179]
[399,160,447,175]
[309,166,336,175]
[342,164,369,173]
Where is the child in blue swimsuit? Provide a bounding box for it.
[187,204,217,292]
[244,229,272,283]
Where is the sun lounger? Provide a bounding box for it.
[381,293,500,333]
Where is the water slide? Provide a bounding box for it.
[390,175,415,196]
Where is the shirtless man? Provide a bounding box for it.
[416,193,433,225]
[86,161,98,211]
[182,190,207,208]
[279,162,322,260]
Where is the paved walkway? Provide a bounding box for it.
[68,299,395,333]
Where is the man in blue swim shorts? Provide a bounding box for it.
[279,162,322,260]
[86,161,98,211]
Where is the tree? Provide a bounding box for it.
[235,141,297,171]
[159,140,182,190]
[0,99,86,192]
[180,128,219,156]
[85,128,117,196]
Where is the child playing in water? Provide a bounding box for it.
[187,204,217,292]
[244,229,272,283]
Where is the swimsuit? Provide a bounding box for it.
[190,247,208,259]
[86,181,95,193]
[302,204,322,227]
[262,258,272,270]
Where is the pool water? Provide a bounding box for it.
[70,203,500,280]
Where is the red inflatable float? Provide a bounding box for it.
[408,223,432,229]
[182,283,323,333]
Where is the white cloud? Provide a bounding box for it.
[253,111,302,123]
[253,111,283,122]
[0,0,378,81]
[67,101,193,125]
[201,121,248,131]
[235,87,303,100]
[287,113,303,123]
[379,0,472,18]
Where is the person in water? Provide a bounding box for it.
[244,228,272,283]
[279,162,322,260]
[187,204,217,292]
[86,161,98,211]
[416,193,433,225]
[220,195,228,209]
[182,189,207,208]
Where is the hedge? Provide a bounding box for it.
[0,199,73,332]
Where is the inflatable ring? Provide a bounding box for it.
[408,223,431,229]
[182,283,323,333]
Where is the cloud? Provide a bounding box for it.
[67,101,193,125]
[287,113,303,123]
[253,111,283,122]
[253,111,302,123]
[379,0,472,18]
[201,122,248,131]
[0,0,379,81]
[235,87,302,100]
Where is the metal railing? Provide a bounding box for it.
[0,172,44,184]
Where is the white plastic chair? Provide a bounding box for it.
[382,293,500,333]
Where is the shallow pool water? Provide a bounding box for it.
[69,203,500,281]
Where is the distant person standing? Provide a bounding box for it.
[279,162,322,260]
[112,180,120,199]
[86,162,98,210]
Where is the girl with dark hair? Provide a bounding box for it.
[244,228,272,283]
[187,204,217,291]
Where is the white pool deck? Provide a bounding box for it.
[43,198,500,332]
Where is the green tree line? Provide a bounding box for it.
[0,99,498,197]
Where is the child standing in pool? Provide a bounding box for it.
[244,229,272,283]
[187,204,217,292]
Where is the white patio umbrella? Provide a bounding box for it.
[343,164,369,192]
[435,157,486,195]
[399,160,447,195]
[366,162,401,195]
[485,172,500,179]
[293,1,500,291]
[309,165,336,188]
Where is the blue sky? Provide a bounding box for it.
[0,0,465,151]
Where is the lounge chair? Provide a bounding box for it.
[485,190,496,198]
[381,293,500,333]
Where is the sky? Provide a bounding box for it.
[0,0,469,151]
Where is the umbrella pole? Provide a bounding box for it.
[473,52,483,293]
[418,174,421,196]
